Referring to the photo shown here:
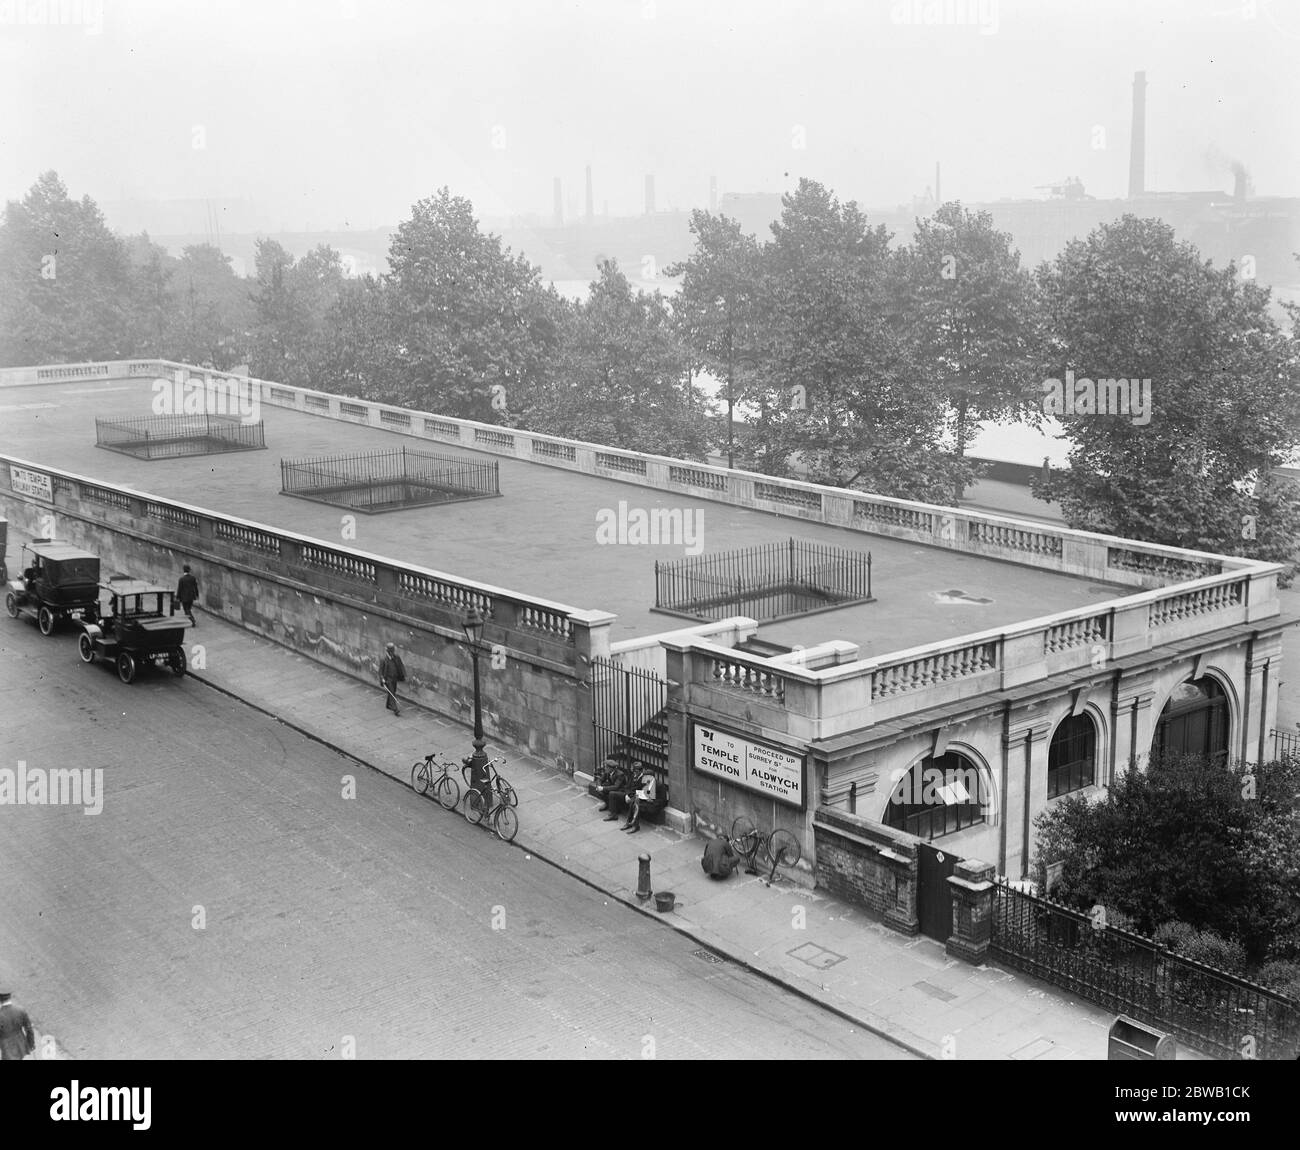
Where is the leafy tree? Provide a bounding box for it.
[898,202,1042,499]
[0,171,135,366]
[530,260,708,457]
[1034,215,1300,568]
[322,274,397,399]
[123,232,179,356]
[382,187,563,422]
[250,241,348,388]
[741,179,969,502]
[666,211,763,467]
[1033,751,1300,963]
[169,243,253,369]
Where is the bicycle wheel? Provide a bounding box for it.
[493,805,519,843]
[730,815,760,862]
[767,829,801,869]
[433,773,459,810]
[497,779,519,808]
[464,787,487,825]
[411,760,432,796]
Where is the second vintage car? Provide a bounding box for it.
[5,539,102,635]
[78,575,191,684]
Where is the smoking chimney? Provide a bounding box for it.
[553,177,563,226]
[1231,162,1248,202]
[645,174,655,215]
[585,165,593,224]
[1128,71,1146,199]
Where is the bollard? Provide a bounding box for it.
[636,853,652,901]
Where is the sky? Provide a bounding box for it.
[1,0,1298,232]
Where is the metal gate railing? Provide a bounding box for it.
[590,656,669,775]
[1271,728,1299,761]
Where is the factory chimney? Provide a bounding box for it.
[585,165,594,224]
[1232,163,1248,203]
[645,174,656,215]
[710,174,717,212]
[553,177,563,226]
[1128,70,1146,199]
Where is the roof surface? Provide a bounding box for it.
[1,380,1133,650]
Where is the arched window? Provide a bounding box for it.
[1155,677,1229,766]
[1048,713,1097,798]
[884,752,986,841]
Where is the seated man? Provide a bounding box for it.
[701,835,740,879]
[593,760,629,813]
[622,769,657,834]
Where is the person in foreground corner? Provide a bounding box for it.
[701,835,740,879]
[622,768,656,834]
[380,641,407,716]
[0,986,36,1061]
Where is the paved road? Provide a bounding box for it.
[0,618,910,1059]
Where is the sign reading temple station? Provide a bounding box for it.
[692,723,805,807]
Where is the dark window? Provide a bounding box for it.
[1155,677,1228,766]
[884,752,986,841]
[1048,713,1096,798]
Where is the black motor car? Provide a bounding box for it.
[78,576,190,683]
[4,539,102,635]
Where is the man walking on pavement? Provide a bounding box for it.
[380,641,406,716]
[0,987,36,1061]
[176,563,199,625]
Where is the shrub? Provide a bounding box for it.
[1153,920,1198,953]
[1258,961,1300,1001]
[1179,930,1248,975]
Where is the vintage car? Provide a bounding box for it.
[4,539,102,635]
[78,575,190,683]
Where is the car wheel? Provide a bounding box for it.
[78,633,96,663]
[4,593,17,619]
[169,647,187,676]
[117,652,136,684]
[37,606,55,635]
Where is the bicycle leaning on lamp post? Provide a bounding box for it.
[461,606,492,810]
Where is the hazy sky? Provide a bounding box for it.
[2,0,1298,231]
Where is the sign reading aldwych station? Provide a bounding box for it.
[692,723,805,808]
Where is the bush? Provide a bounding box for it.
[1153,920,1198,952]
[1258,961,1300,1001]
[1179,930,1248,975]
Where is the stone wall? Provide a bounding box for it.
[813,807,919,935]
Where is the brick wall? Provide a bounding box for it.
[813,807,919,935]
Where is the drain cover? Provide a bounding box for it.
[691,948,725,965]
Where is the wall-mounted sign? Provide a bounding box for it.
[692,722,805,808]
[10,465,53,502]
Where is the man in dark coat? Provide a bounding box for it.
[0,988,36,1061]
[176,564,199,624]
[380,642,406,716]
[701,835,740,879]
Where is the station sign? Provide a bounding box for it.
[10,465,53,502]
[692,722,805,808]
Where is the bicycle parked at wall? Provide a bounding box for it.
[465,756,518,842]
[410,753,462,811]
[729,816,801,883]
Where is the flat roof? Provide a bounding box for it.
[0,380,1133,650]
[103,578,171,595]
[25,541,99,561]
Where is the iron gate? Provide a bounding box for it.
[918,842,960,942]
[590,656,669,775]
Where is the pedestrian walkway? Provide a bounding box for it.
[188,612,1207,1060]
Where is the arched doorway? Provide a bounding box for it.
[884,751,987,841]
[1154,677,1229,766]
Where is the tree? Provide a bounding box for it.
[741,179,968,502]
[169,244,253,369]
[250,241,348,388]
[666,211,763,467]
[899,202,1042,500]
[1035,215,1300,568]
[531,260,709,457]
[382,187,562,423]
[1033,752,1300,963]
[122,233,179,356]
[0,171,135,366]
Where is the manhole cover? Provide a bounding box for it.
[913,979,958,1003]
[788,942,846,969]
[692,948,725,965]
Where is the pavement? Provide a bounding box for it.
[183,609,1212,1061]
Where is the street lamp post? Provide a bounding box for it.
[462,606,490,805]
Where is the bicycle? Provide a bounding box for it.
[465,758,519,842]
[411,753,461,811]
[460,755,517,810]
[729,815,802,882]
